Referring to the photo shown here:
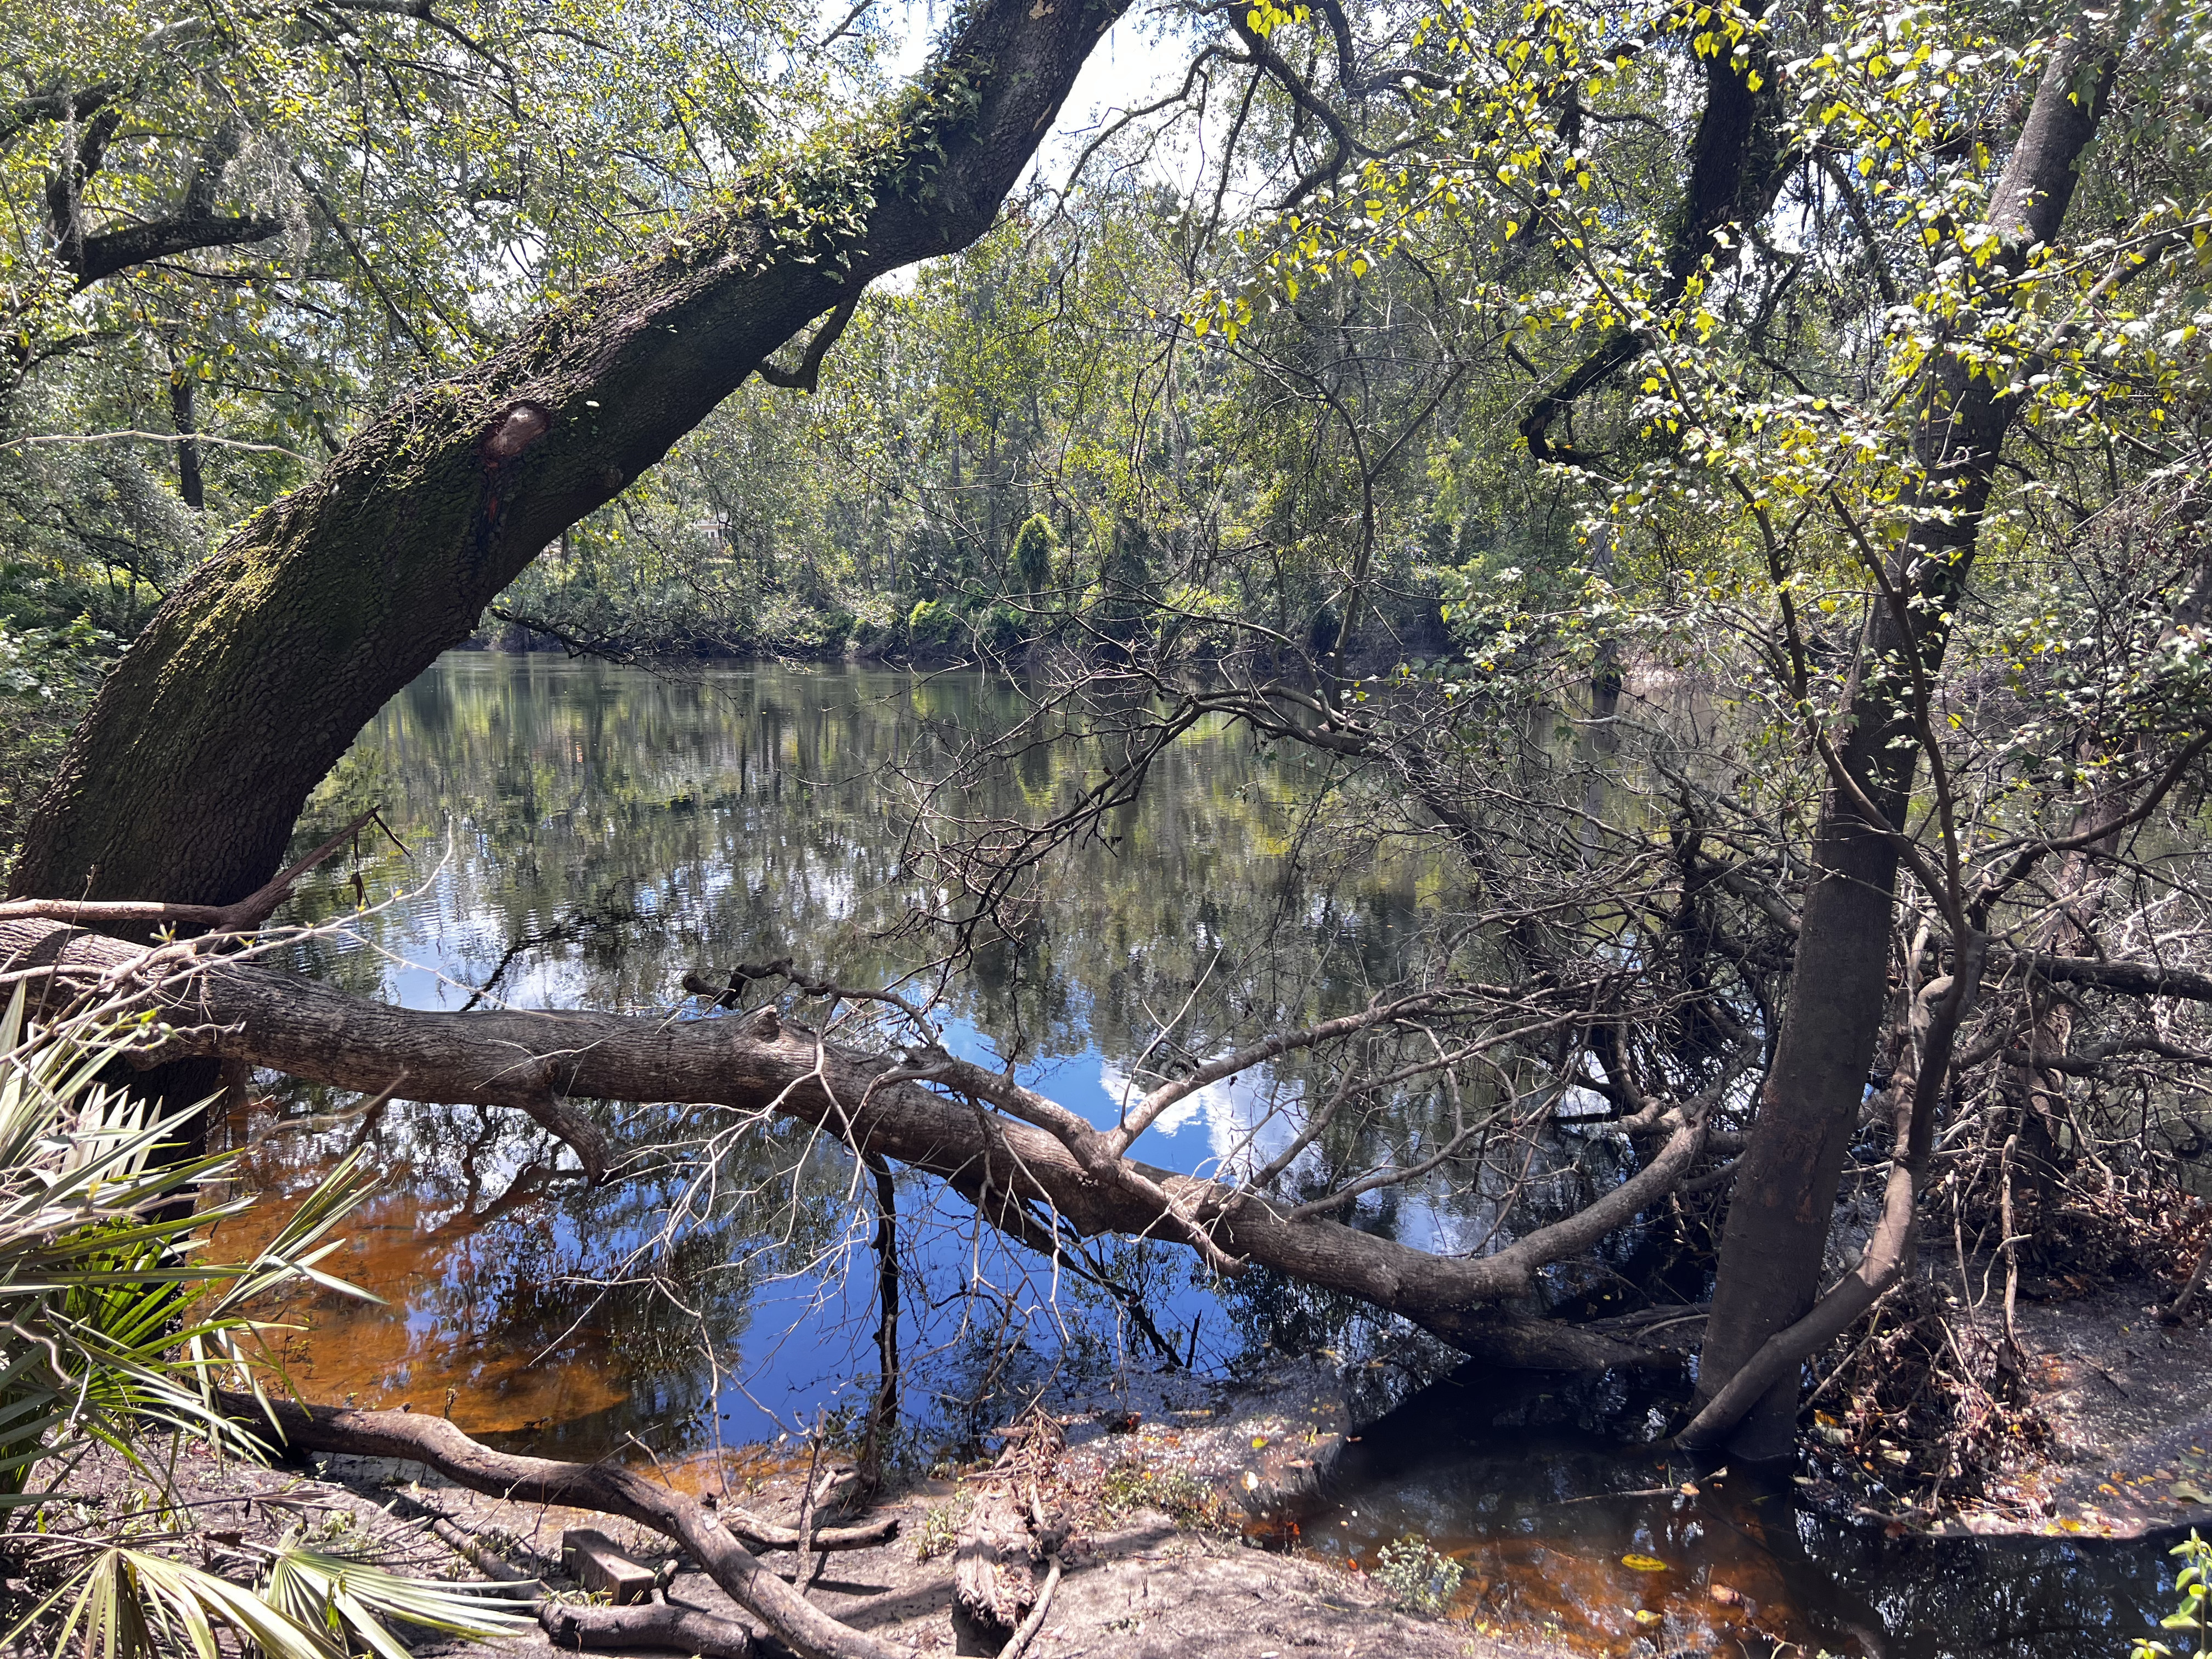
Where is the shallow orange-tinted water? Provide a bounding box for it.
[207,1097,643,1447]
[1254,1468,1853,1656]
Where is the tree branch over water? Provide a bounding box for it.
[1,914,1707,1370]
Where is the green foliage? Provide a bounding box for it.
[914,1490,974,1560]
[23,1538,529,1659]
[0,984,524,1657]
[2134,1531,2212,1659]
[907,596,965,652]
[1372,1533,1465,1616]
[0,614,106,879]
[0,0,872,676]
[1012,512,1057,595]
[1098,1458,1225,1529]
[0,994,362,1502]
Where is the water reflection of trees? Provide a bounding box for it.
[250,656,1707,1446]
[284,660,1430,1046]
[221,1085,867,1458]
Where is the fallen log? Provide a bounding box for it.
[540,1599,759,1659]
[730,1508,899,1554]
[8,916,1699,1368]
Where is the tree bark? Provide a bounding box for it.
[168,349,205,511]
[10,0,1129,909]
[3,915,1700,1368]
[1518,3,1788,464]
[1691,20,2114,1458]
[541,1600,757,1659]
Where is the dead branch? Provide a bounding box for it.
[0,808,385,934]
[541,1599,758,1658]
[222,1392,897,1659]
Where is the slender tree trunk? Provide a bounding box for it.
[167,346,204,511]
[10,0,1127,907]
[858,1151,899,1492]
[1691,22,2114,1457]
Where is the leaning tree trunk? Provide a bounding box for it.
[1689,21,2114,1458]
[8,0,1127,911]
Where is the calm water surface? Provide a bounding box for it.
[225,653,1447,1448]
[214,653,2189,1659]
[1299,1368,2187,1659]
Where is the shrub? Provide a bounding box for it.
[2132,1530,2212,1658]
[1373,1533,1464,1616]
[1012,514,1056,595]
[0,988,528,1657]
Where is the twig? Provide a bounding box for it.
[0,428,319,462]
[997,1553,1062,1659]
[0,806,387,933]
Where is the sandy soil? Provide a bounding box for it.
[37,1361,1540,1659]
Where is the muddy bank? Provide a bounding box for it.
[1942,1279,2212,1539]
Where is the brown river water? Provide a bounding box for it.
[206,653,2192,1658]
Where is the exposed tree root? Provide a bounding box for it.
[996,1554,1062,1659]
[221,1392,902,1659]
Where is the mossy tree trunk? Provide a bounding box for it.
[10,0,1127,908]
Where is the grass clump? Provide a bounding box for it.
[1099,1458,1228,1530]
[914,1490,973,1561]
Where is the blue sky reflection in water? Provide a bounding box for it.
[208,652,2204,1659]
[228,650,1453,1460]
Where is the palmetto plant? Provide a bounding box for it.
[0,985,526,1656]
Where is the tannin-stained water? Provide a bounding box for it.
[217,651,1458,1457]
[1269,1367,2192,1659]
[213,651,2194,1659]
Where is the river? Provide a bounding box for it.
[212,652,2190,1658]
[224,652,1463,1451]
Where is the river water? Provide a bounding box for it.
[214,652,2190,1658]
[227,653,1457,1448]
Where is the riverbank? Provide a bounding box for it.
[55,1368,1537,1659]
[42,1301,2212,1659]
[1938,1276,2212,1539]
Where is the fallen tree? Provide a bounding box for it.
[7,0,2207,1510]
[1,913,1711,1372]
